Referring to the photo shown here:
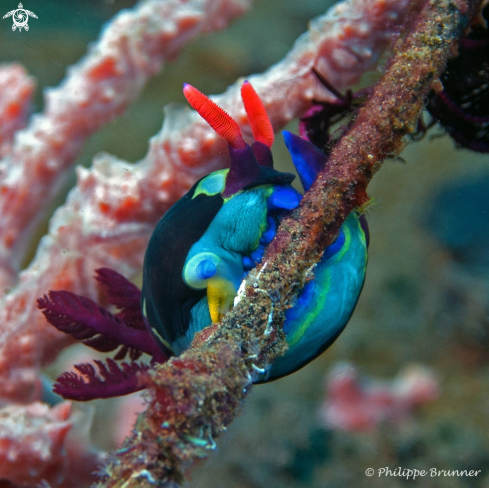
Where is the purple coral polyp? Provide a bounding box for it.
[38,268,170,401]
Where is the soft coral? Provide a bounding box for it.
[38,268,170,401]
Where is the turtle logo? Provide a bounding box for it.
[3,3,38,32]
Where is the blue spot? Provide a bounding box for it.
[260,217,276,244]
[250,245,265,264]
[268,187,302,210]
[196,259,217,280]
[243,256,254,270]
[322,230,345,261]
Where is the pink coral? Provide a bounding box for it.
[0,401,101,487]
[0,63,34,159]
[318,363,440,431]
[0,0,251,285]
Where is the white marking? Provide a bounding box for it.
[252,364,266,374]
[3,3,37,32]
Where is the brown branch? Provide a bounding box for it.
[94,0,483,486]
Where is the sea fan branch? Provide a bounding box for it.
[95,267,147,330]
[53,359,150,401]
[37,290,167,362]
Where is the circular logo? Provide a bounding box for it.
[13,8,28,30]
[365,468,375,477]
[3,3,38,32]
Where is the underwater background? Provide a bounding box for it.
[1,0,489,486]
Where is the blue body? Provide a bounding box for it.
[142,172,368,380]
[263,212,367,380]
[141,85,368,381]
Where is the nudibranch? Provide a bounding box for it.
[141,81,368,382]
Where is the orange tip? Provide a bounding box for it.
[241,81,274,148]
[183,83,246,149]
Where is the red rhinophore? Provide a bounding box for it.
[241,81,274,147]
[183,83,246,149]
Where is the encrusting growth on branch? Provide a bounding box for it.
[95,0,484,486]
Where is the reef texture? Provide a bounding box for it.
[0,63,34,159]
[318,363,440,431]
[0,401,102,488]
